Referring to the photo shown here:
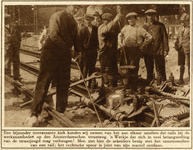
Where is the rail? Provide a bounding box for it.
[20,48,101,72]
[20,62,39,76]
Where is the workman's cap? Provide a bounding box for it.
[76,16,83,21]
[145,9,157,15]
[4,14,11,19]
[93,11,100,17]
[101,13,113,20]
[180,13,189,21]
[126,12,138,18]
[84,14,94,20]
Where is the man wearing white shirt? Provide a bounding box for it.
[118,12,152,91]
[38,25,49,50]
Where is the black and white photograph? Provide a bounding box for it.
[1,1,192,149]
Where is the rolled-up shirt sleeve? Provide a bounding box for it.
[139,27,152,47]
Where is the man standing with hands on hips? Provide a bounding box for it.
[118,12,152,92]
[143,9,169,85]
[28,5,82,127]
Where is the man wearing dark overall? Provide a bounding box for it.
[143,9,169,85]
[78,14,98,87]
[28,5,82,127]
[4,14,21,83]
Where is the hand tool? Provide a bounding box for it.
[75,60,103,127]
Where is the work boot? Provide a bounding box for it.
[28,115,39,127]
[176,79,184,85]
[176,66,185,85]
[14,79,23,86]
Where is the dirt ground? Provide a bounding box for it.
[3,35,190,127]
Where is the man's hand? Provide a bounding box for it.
[116,5,122,14]
[164,51,169,57]
[70,48,78,59]
[74,52,81,62]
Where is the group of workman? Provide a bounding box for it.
[4,5,190,127]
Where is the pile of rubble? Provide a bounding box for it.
[65,70,190,128]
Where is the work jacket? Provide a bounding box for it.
[175,26,190,53]
[143,21,169,55]
[48,10,79,54]
[78,25,98,52]
[41,10,79,84]
[4,22,21,51]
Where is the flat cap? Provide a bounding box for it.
[180,13,189,21]
[101,13,113,20]
[126,12,138,18]
[84,14,94,20]
[5,14,11,19]
[93,11,100,17]
[145,9,157,14]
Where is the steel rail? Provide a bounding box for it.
[20,48,101,71]
[20,62,39,76]
[20,48,41,58]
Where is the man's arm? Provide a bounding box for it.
[174,27,181,51]
[49,12,69,51]
[117,27,126,49]
[38,30,46,49]
[101,7,122,35]
[161,24,169,55]
[74,28,84,53]
[16,25,21,42]
[139,27,152,48]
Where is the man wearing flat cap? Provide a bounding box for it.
[4,14,21,83]
[28,5,82,127]
[92,11,102,27]
[118,12,152,92]
[78,14,98,86]
[143,9,169,84]
[76,16,84,29]
[98,6,122,87]
[175,13,190,84]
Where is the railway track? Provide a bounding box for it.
[20,48,41,58]
[20,48,101,71]
[20,62,39,76]
[11,47,167,127]
[10,62,89,127]
[11,48,91,127]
